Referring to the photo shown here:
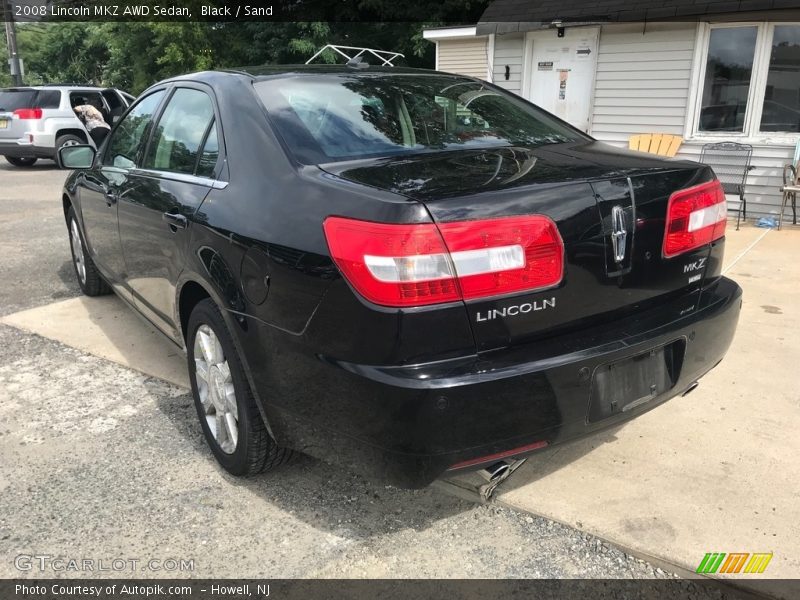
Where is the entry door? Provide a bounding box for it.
[525,27,599,132]
[82,89,167,289]
[117,86,219,342]
[78,167,128,285]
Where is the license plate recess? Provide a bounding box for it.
[588,339,685,423]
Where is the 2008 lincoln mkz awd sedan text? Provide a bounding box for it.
[58,66,741,488]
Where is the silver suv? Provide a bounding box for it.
[0,85,134,167]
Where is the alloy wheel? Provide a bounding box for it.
[70,219,86,284]
[193,324,239,454]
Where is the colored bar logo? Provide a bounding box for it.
[696,552,772,574]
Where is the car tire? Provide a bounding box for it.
[5,156,38,167]
[67,207,111,296]
[187,298,292,476]
[55,134,85,157]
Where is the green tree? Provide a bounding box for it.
[100,22,216,91]
[3,0,490,94]
[15,22,108,85]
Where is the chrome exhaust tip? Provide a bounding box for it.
[682,381,700,397]
[478,461,512,482]
[437,458,528,503]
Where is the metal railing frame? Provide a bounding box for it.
[305,45,404,67]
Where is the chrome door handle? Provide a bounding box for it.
[162,212,188,230]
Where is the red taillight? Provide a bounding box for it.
[321,218,460,307]
[662,179,727,259]
[438,216,564,300]
[13,108,43,119]
[322,215,564,308]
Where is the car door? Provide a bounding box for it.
[79,89,167,293]
[101,88,128,125]
[116,85,222,342]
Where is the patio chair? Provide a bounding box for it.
[698,142,754,231]
[628,133,682,157]
[779,140,800,230]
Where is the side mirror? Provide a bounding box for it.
[58,145,96,170]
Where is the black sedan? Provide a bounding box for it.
[58,66,741,488]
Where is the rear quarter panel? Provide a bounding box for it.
[180,75,478,445]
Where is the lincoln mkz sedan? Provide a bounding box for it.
[58,66,742,488]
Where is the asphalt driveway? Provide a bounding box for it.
[0,161,80,317]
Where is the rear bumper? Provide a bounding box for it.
[259,276,742,488]
[0,137,55,159]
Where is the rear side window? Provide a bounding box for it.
[0,90,37,111]
[195,120,219,178]
[253,74,585,164]
[34,90,61,109]
[144,88,215,175]
[104,90,166,169]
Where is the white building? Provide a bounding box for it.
[424,2,800,220]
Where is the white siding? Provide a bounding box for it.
[590,22,789,219]
[675,143,794,220]
[491,33,524,95]
[437,37,489,80]
[590,23,696,144]
[433,23,792,219]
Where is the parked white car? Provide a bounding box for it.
[0,85,134,167]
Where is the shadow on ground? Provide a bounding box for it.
[149,384,478,539]
[56,259,78,287]
[146,367,626,540]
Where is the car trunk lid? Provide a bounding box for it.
[321,141,719,352]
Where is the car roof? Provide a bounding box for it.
[0,85,110,92]
[36,86,107,91]
[160,65,467,86]
[141,66,480,100]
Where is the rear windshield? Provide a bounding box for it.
[253,74,585,164]
[0,89,60,111]
[0,90,37,112]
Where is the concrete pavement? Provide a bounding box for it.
[2,295,188,387]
